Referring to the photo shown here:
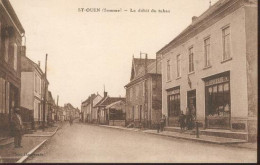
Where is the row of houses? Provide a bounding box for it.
[81,92,126,126]
[81,0,257,142]
[0,0,80,136]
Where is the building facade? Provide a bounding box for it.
[81,93,102,123]
[94,91,125,125]
[125,56,162,128]
[158,0,257,141]
[0,0,25,135]
[20,54,49,128]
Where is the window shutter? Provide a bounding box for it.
[13,43,17,71]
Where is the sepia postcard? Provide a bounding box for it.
[0,0,258,163]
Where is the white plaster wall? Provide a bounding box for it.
[20,72,34,110]
[161,7,248,121]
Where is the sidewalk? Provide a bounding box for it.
[100,125,256,150]
[0,122,62,163]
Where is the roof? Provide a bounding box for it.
[125,57,161,87]
[94,96,125,108]
[132,58,156,80]
[157,0,244,55]
[1,0,25,34]
[105,100,125,109]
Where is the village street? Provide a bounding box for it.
[26,121,256,163]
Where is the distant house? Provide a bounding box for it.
[94,91,125,125]
[105,100,126,126]
[125,55,162,128]
[81,93,102,123]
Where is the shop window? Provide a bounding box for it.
[167,88,180,117]
[206,76,230,117]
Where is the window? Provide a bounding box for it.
[222,26,231,60]
[189,47,194,72]
[206,76,230,117]
[142,81,145,96]
[167,87,180,117]
[13,43,17,71]
[204,37,210,67]
[177,55,181,77]
[167,60,171,81]
[4,30,9,62]
[135,85,139,98]
[135,105,139,119]
[0,78,5,114]
[129,88,132,101]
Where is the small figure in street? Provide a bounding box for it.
[69,116,73,126]
[178,111,186,132]
[11,107,24,148]
[157,122,160,133]
[160,115,166,132]
[186,109,194,130]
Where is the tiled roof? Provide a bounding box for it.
[94,96,125,108]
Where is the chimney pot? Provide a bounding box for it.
[192,16,198,22]
[38,61,41,67]
[104,92,108,97]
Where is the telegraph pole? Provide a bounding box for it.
[42,54,48,131]
[56,95,59,122]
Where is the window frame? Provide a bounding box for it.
[204,36,211,67]
[176,54,181,78]
[222,25,231,61]
[188,46,194,73]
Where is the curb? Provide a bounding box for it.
[100,125,255,149]
[100,125,140,132]
[16,139,48,163]
[16,125,60,163]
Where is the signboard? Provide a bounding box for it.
[205,76,229,86]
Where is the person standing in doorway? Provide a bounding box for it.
[11,107,24,148]
[179,111,186,132]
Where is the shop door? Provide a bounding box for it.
[187,90,196,117]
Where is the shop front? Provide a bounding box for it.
[204,71,231,129]
[167,86,180,127]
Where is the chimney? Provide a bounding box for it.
[104,92,108,97]
[38,61,41,67]
[192,16,198,23]
[145,53,148,74]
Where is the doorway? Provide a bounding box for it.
[187,90,196,117]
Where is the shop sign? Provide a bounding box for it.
[205,76,229,86]
[167,88,180,95]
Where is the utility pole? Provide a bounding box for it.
[42,54,48,131]
[56,95,59,122]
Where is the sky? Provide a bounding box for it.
[10,0,218,109]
